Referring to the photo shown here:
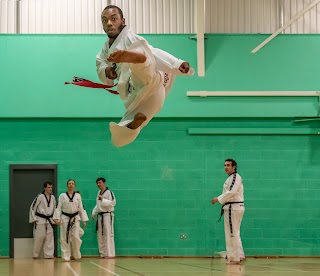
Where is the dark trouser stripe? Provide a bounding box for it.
[229,206,233,236]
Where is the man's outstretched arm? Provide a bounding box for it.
[149,46,194,76]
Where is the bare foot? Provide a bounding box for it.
[127,112,147,129]
[226,261,241,265]
[107,50,147,64]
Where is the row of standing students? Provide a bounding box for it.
[29,159,244,265]
[29,177,116,261]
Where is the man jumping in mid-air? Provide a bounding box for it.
[96,5,194,147]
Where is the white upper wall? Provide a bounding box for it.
[112,0,194,34]
[282,0,320,33]
[0,0,320,34]
[206,0,280,34]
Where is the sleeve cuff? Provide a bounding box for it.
[98,66,115,86]
[217,195,224,204]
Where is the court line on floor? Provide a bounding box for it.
[162,259,221,272]
[278,259,320,266]
[113,263,145,276]
[162,259,254,276]
[66,263,79,276]
[90,262,121,276]
[251,264,306,272]
[91,261,145,276]
[162,259,252,275]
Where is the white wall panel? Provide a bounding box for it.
[111,0,194,33]
[14,0,109,34]
[0,0,194,34]
[205,0,280,34]
[0,0,16,33]
[283,0,320,34]
[1,0,320,34]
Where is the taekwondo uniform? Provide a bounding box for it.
[29,193,56,258]
[53,192,88,261]
[96,26,194,147]
[92,188,116,258]
[217,172,245,263]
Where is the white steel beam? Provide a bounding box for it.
[195,0,205,77]
[251,0,320,53]
[187,91,320,97]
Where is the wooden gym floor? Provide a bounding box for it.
[1,257,320,276]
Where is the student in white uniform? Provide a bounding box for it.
[29,181,56,259]
[92,177,116,258]
[211,159,245,265]
[53,179,88,262]
[96,5,194,147]
[71,191,85,260]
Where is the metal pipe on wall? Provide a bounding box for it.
[16,0,20,34]
[187,91,320,97]
[279,0,284,32]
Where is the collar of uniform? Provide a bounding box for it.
[99,188,108,196]
[108,26,130,52]
[42,191,52,207]
[66,191,76,202]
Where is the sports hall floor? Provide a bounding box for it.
[1,257,320,276]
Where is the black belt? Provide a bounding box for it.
[218,202,244,237]
[35,212,54,230]
[218,202,244,222]
[96,212,113,235]
[62,211,79,243]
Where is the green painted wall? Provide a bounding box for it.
[1,34,320,118]
[1,34,320,257]
[0,118,319,257]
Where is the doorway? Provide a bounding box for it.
[9,164,57,258]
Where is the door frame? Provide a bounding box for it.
[9,164,58,258]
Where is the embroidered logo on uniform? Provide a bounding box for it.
[163,73,169,87]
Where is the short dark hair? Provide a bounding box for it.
[43,181,52,188]
[66,179,76,185]
[103,5,123,19]
[96,177,106,184]
[225,158,237,169]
